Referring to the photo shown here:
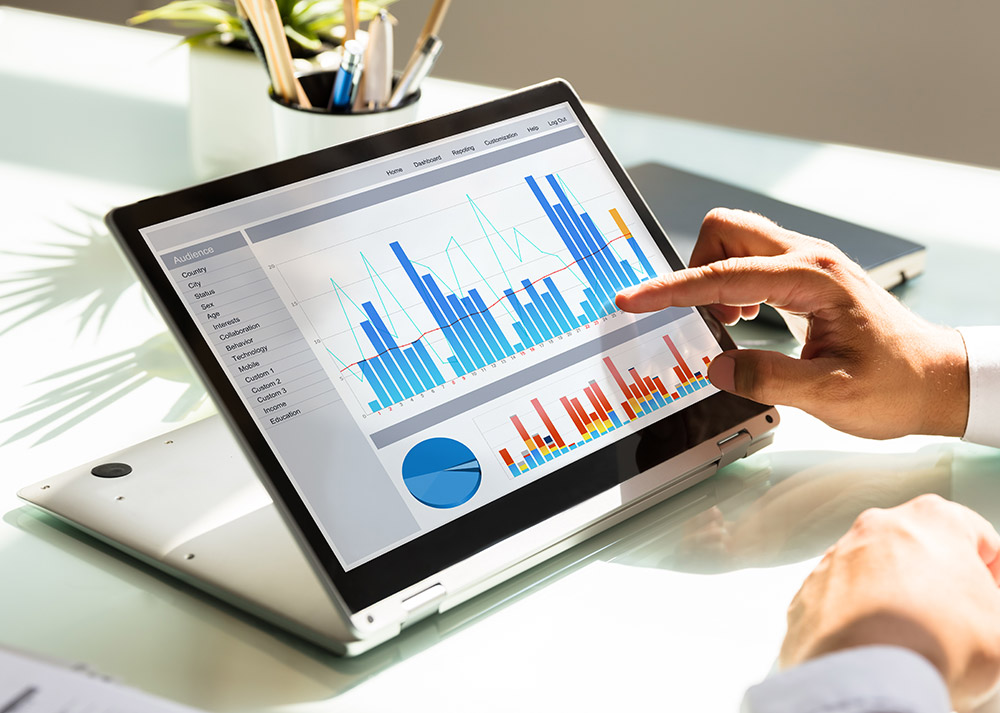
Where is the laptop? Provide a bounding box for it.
[18,80,778,656]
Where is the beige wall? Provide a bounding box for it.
[15,0,1000,168]
[390,0,1000,168]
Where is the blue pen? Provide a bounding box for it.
[329,39,364,110]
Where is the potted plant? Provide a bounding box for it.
[128,0,398,179]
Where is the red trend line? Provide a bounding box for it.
[337,233,632,373]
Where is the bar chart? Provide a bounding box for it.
[331,172,663,414]
[492,333,716,477]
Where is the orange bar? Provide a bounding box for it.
[561,396,589,436]
[609,208,631,237]
[663,334,695,381]
[531,398,566,449]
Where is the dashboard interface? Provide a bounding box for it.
[140,102,723,570]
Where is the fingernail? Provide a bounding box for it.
[708,355,735,392]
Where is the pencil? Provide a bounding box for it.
[343,0,359,42]
[415,0,452,49]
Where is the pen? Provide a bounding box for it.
[387,35,442,108]
[329,39,364,109]
[356,9,394,110]
[414,0,452,52]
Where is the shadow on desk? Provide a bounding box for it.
[5,441,999,709]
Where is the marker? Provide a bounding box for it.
[356,10,394,110]
[387,35,443,108]
[329,39,364,109]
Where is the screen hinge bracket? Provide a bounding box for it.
[400,583,447,627]
[716,430,753,470]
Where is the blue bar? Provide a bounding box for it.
[403,347,435,390]
[541,291,571,334]
[367,354,404,404]
[627,236,658,280]
[446,294,491,366]
[524,175,611,309]
[358,359,392,408]
[542,451,554,462]
[359,320,415,398]
[678,384,689,396]
[523,451,538,469]
[447,356,463,378]
[508,464,521,477]
[580,209,631,289]
[413,339,445,385]
[505,289,544,345]
[423,276,481,372]
[512,323,532,349]
[583,287,611,316]
[521,279,561,336]
[608,411,623,428]
[461,295,506,361]
[543,276,579,330]
[390,242,479,375]
[620,260,640,287]
[581,300,598,322]
[651,390,667,408]
[569,443,578,450]
[546,174,628,292]
[577,315,588,326]
[468,288,514,356]
[361,303,423,395]
[525,303,553,340]
[552,202,616,304]
[369,399,381,411]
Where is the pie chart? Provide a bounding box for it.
[401,438,482,509]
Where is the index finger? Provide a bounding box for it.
[615,254,839,314]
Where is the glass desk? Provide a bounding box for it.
[1,7,999,712]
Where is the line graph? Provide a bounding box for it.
[316,172,661,413]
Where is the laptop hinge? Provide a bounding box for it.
[716,429,753,470]
[400,583,447,627]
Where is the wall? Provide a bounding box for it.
[14,0,1000,167]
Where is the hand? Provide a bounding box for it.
[780,494,1000,712]
[615,208,969,439]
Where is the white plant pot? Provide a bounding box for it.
[188,41,278,180]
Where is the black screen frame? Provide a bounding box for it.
[107,79,772,613]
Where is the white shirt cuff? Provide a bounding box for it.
[742,645,950,713]
[958,326,1000,449]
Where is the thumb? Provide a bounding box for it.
[708,349,829,408]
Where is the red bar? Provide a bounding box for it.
[510,414,532,443]
[560,396,589,436]
[589,381,615,413]
[672,392,680,399]
[603,356,634,400]
[652,376,670,397]
[499,448,515,466]
[663,334,695,381]
[531,398,566,448]
[643,376,658,396]
[703,356,712,367]
[583,386,609,422]
[570,397,593,426]
[673,365,687,384]
[628,367,652,397]
[620,400,637,419]
[532,434,548,452]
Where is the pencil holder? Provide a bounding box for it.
[269,70,421,159]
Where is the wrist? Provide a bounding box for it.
[915,325,969,437]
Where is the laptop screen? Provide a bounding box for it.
[138,101,723,572]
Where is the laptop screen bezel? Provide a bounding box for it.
[107,80,772,613]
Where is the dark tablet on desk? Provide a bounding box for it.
[105,79,778,652]
[627,162,926,293]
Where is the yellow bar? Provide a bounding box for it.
[594,421,608,434]
[609,207,631,237]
